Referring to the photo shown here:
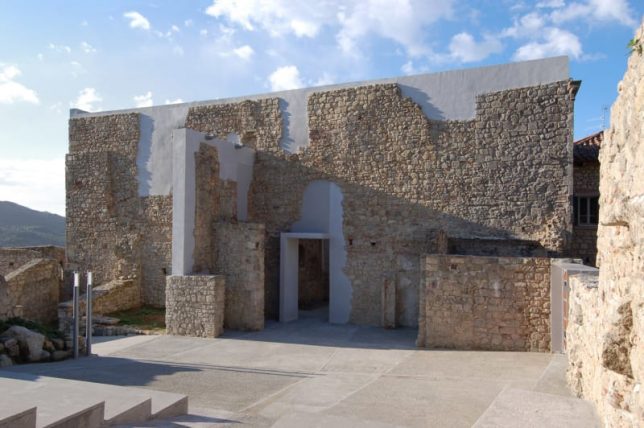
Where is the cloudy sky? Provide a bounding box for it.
[0,0,641,215]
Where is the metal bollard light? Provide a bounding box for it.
[85,272,93,356]
[72,272,80,359]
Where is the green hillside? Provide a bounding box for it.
[0,201,65,247]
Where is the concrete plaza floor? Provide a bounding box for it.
[4,311,599,427]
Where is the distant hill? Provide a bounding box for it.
[0,201,65,247]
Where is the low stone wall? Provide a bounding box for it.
[0,246,64,276]
[0,258,61,323]
[213,222,265,331]
[57,278,142,335]
[165,275,225,338]
[418,255,551,351]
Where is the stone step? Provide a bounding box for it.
[472,387,600,428]
[0,371,188,427]
[0,404,36,428]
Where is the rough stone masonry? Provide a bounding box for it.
[66,56,575,333]
[566,22,644,427]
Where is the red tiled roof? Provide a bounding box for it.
[574,131,602,162]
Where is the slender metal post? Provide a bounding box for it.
[85,272,93,356]
[72,272,80,359]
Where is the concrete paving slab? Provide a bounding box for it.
[319,348,413,374]
[533,353,574,397]
[250,373,378,419]
[92,335,160,356]
[472,387,600,428]
[0,404,36,428]
[325,375,511,428]
[169,338,336,373]
[389,349,551,382]
[271,412,400,428]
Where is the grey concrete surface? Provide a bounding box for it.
[3,313,598,427]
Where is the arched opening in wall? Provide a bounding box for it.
[279,180,351,324]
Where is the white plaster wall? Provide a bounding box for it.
[171,130,254,275]
[291,181,351,324]
[70,57,569,197]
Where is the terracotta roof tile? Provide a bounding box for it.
[574,131,602,162]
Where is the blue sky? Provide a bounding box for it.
[0,0,641,215]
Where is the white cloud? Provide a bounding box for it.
[70,61,86,78]
[513,28,583,60]
[171,24,180,33]
[551,0,636,26]
[401,60,429,75]
[80,41,96,53]
[71,87,102,112]
[449,32,503,62]
[502,12,546,38]
[0,158,65,216]
[0,65,39,104]
[124,11,151,30]
[268,65,303,91]
[133,91,154,107]
[184,19,194,27]
[536,0,564,8]
[165,98,184,104]
[48,43,71,54]
[313,73,335,86]
[200,29,209,36]
[205,0,453,57]
[81,20,89,27]
[233,45,254,60]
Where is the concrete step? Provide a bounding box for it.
[473,387,600,428]
[0,371,188,427]
[0,404,36,428]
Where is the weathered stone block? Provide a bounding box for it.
[165,275,225,338]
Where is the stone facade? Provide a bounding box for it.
[66,60,574,329]
[570,132,601,266]
[165,275,225,338]
[66,114,173,309]
[566,25,644,427]
[213,222,265,330]
[0,258,61,323]
[418,255,551,352]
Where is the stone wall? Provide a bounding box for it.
[570,161,599,266]
[0,246,64,277]
[184,80,573,325]
[418,255,551,351]
[67,114,172,307]
[0,258,61,323]
[213,222,265,330]
[165,275,225,338]
[68,72,573,327]
[566,24,644,427]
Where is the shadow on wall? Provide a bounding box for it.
[399,85,446,121]
[247,150,552,326]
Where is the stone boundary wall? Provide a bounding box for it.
[0,246,64,277]
[165,275,225,338]
[418,255,551,351]
[566,23,644,427]
[0,258,61,323]
[213,222,265,331]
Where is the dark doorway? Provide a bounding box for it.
[298,239,329,320]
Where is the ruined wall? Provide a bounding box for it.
[67,114,172,307]
[566,28,644,427]
[0,258,60,323]
[184,81,572,325]
[165,275,225,338]
[212,222,265,330]
[418,255,551,352]
[0,246,64,277]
